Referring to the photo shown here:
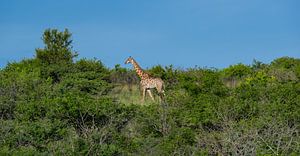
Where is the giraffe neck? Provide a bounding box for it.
[131,59,150,80]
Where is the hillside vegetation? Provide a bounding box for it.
[1,29,300,155]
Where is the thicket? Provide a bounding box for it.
[0,29,299,155]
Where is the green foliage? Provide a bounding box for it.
[110,64,138,85]
[36,28,76,65]
[252,59,267,71]
[222,63,252,87]
[244,71,275,86]
[271,57,300,69]
[270,57,300,80]
[148,65,166,78]
[1,29,299,155]
[223,63,252,79]
[36,29,78,83]
[178,68,228,96]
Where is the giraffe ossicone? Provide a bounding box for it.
[125,56,164,103]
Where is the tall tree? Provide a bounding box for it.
[36,28,77,65]
[35,29,78,82]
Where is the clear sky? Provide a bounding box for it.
[0,0,299,69]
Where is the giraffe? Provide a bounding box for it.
[125,56,164,103]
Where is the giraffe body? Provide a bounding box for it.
[140,77,163,91]
[125,56,164,102]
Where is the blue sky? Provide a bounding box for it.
[0,0,299,69]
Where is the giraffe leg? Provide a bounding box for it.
[156,85,164,103]
[158,93,162,103]
[141,87,146,103]
[147,90,155,102]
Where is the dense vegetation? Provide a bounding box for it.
[1,29,299,155]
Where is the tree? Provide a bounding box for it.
[35,29,78,82]
[271,57,300,70]
[269,57,300,81]
[222,63,252,87]
[36,28,77,65]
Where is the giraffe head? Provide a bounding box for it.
[125,56,134,64]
